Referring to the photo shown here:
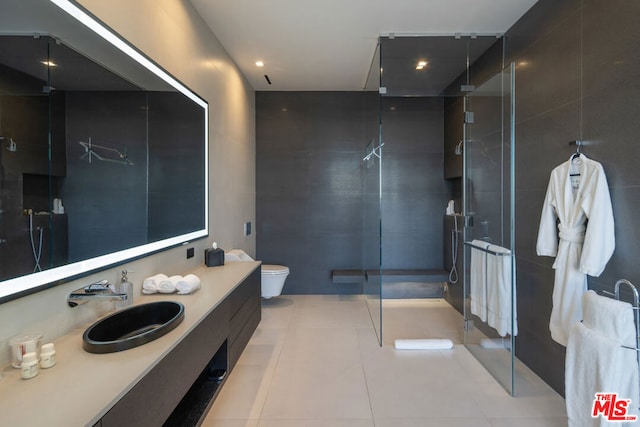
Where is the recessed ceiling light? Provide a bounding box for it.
[41,60,57,67]
[255,61,264,67]
[416,60,428,70]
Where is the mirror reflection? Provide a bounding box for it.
[0,0,208,300]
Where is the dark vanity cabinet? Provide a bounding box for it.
[228,267,261,371]
[98,268,261,427]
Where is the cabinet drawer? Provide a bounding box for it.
[228,268,260,318]
[229,306,261,371]
[229,295,260,346]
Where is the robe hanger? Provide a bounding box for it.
[569,140,582,176]
[570,140,582,160]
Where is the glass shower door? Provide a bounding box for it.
[462,62,516,395]
[363,137,383,345]
[363,41,383,345]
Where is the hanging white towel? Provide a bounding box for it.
[582,290,637,344]
[142,273,168,294]
[486,244,517,337]
[566,291,639,427]
[470,239,490,322]
[176,274,201,294]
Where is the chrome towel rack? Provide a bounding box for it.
[464,241,513,257]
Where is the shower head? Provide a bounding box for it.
[455,140,464,155]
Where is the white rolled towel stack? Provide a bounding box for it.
[176,274,201,295]
[142,273,169,294]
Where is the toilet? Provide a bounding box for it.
[224,249,289,299]
[261,264,289,299]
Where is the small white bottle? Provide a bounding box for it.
[21,352,39,379]
[40,343,56,369]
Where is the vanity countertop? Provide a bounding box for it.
[0,261,261,427]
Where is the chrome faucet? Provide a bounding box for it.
[67,279,128,307]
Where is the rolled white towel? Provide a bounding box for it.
[225,249,254,262]
[176,274,201,294]
[142,273,168,294]
[158,275,181,294]
[394,339,453,350]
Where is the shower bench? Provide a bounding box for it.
[332,269,448,298]
[331,269,448,283]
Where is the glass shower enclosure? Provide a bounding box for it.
[365,34,518,395]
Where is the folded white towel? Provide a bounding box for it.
[157,275,181,294]
[470,239,490,322]
[486,244,517,337]
[583,290,636,346]
[566,291,639,427]
[176,274,201,294]
[142,273,168,294]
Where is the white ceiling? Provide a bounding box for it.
[189,0,537,91]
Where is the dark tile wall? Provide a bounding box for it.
[380,97,449,270]
[256,92,448,294]
[147,92,206,242]
[500,0,640,396]
[62,91,148,262]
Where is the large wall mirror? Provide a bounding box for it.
[0,0,209,301]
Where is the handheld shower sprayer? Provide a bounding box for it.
[29,213,43,272]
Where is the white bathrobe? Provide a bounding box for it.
[536,154,615,346]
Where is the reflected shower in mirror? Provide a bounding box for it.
[0,0,208,301]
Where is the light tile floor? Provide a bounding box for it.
[204,296,567,427]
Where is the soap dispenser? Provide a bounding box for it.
[115,270,133,309]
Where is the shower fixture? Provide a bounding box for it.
[0,136,17,152]
[363,141,384,162]
[455,140,464,155]
[79,138,133,165]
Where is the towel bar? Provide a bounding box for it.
[464,241,513,256]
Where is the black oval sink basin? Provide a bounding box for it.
[83,301,185,354]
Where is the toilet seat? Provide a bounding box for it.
[262,264,289,275]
